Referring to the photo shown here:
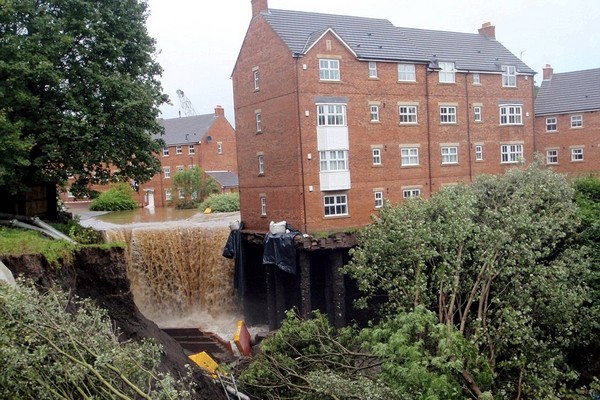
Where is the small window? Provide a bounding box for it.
[399,105,418,124]
[398,64,416,82]
[253,69,260,90]
[320,150,348,172]
[163,167,171,178]
[546,149,558,164]
[178,189,185,199]
[260,197,267,216]
[217,142,223,154]
[546,117,557,132]
[472,73,481,85]
[571,148,584,161]
[368,61,377,78]
[162,147,169,156]
[319,59,340,81]
[370,105,379,122]
[439,62,455,83]
[475,145,483,161]
[317,104,346,126]
[571,115,583,128]
[500,105,522,125]
[372,148,382,166]
[176,145,182,155]
[440,106,457,124]
[441,146,458,164]
[403,188,421,198]
[176,165,184,173]
[474,106,482,122]
[188,144,195,155]
[258,154,265,175]
[401,147,419,166]
[256,112,262,133]
[500,144,524,164]
[165,189,172,201]
[324,194,348,216]
[374,191,384,208]
[502,65,516,87]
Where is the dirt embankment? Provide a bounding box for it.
[1,247,226,400]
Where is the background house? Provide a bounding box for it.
[232,0,535,233]
[535,65,600,174]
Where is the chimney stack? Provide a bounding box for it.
[251,0,268,18]
[478,22,496,39]
[214,105,225,117]
[543,64,554,81]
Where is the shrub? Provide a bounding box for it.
[198,192,240,213]
[89,182,138,211]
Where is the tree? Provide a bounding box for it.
[344,162,594,398]
[89,181,138,211]
[171,166,218,209]
[0,0,168,196]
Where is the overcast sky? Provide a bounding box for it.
[145,0,600,123]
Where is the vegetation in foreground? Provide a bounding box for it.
[89,182,138,212]
[198,192,240,213]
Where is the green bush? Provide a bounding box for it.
[89,183,138,211]
[198,192,239,213]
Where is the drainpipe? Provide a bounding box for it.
[425,69,433,193]
[465,72,473,182]
[294,53,308,233]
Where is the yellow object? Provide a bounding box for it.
[189,351,219,378]
[203,207,212,214]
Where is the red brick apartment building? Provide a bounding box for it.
[535,65,600,174]
[232,0,536,233]
[62,106,238,207]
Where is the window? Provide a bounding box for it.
[324,194,348,216]
[546,117,557,132]
[319,59,340,81]
[260,196,267,216]
[398,64,416,82]
[176,145,182,155]
[162,147,169,156]
[401,147,419,166]
[256,112,262,132]
[571,115,583,128]
[320,150,348,171]
[439,62,455,83]
[317,104,346,126]
[253,69,259,90]
[440,106,457,123]
[258,154,265,175]
[163,167,171,178]
[403,188,421,198]
[399,105,418,124]
[178,189,185,199]
[475,145,483,161]
[499,105,522,125]
[474,106,482,122]
[372,148,382,166]
[374,191,383,208]
[472,73,481,84]
[571,148,584,161]
[500,144,524,163]
[188,145,195,155]
[217,142,223,154]
[177,165,184,173]
[546,149,558,164]
[441,146,458,164]
[165,189,172,201]
[368,61,377,78]
[502,65,516,87]
[370,105,379,122]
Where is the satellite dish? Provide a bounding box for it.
[206,136,212,143]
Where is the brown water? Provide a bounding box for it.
[96,207,198,224]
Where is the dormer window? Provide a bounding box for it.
[439,62,455,83]
[502,65,516,87]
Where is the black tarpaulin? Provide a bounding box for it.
[262,223,301,275]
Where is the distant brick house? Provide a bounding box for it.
[232,0,535,233]
[534,65,600,174]
[62,106,238,207]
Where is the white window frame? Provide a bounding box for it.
[440,106,457,124]
[439,62,456,83]
[474,106,482,122]
[319,58,340,81]
[165,189,172,201]
[317,104,346,126]
[499,105,523,125]
[370,105,379,122]
[571,148,584,161]
[546,149,558,164]
[324,194,348,216]
[256,112,262,133]
[403,188,421,198]
[162,147,169,156]
[546,117,557,132]
[163,167,171,178]
[475,145,483,161]
[401,147,419,166]
[176,145,182,155]
[502,65,517,87]
[399,105,418,124]
[178,189,185,199]
[500,144,524,164]
[320,150,348,172]
[441,146,458,164]
[472,73,481,85]
[374,191,384,208]
[258,154,265,175]
[188,144,195,155]
[260,197,267,216]
[398,63,416,82]
[372,148,382,166]
[217,142,223,154]
[368,61,377,78]
[253,69,259,90]
[571,115,583,128]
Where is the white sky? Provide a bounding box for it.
[145,0,600,123]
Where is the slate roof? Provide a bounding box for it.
[535,68,600,115]
[261,9,534,74]
[155,114,216,146]
[206,171,239,188]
